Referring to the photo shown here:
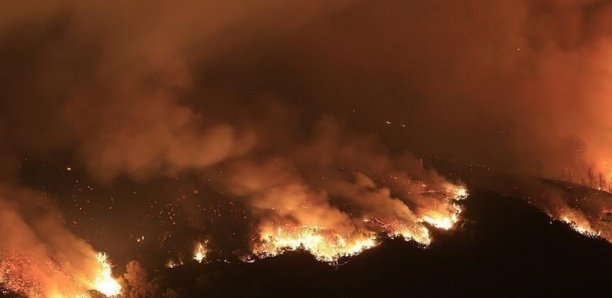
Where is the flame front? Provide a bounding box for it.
[254,225,378,263]
[250,183,468,263]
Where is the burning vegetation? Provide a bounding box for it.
[252,225,378,263]
[0,251,121,298]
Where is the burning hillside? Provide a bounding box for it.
[1,0,612,297]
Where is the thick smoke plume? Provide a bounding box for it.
[1,1,611,183]
[1,0,612,294]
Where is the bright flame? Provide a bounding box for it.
[420,204,463,231]
[254,225,378,263]
[193,242,207,263]
[421,214,457,230]
[418,184,466,230]
[91,253,122,297]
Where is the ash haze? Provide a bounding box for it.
[0,0,611,297]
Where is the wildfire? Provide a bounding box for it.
[559,217,601,238]
[419,203,463,231]
[156,181,470,267]
[91,253,122,297]
[253,225,378,263]
[543,205,603,239]
[419,185,467,230]
[249,182,469,263]
[193,242,207,263]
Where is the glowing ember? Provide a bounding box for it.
[166,259,183,269]
[193,242,207,263]
[253,225,378,263]
[91,253,122,297]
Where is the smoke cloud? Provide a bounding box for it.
[1,0,611,182]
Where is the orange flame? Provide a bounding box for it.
[254,225,378,263]
[193,242,207,263]
[91,252,122,297]
[419,184,467,230]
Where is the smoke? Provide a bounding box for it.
[1,0,611,182]
[292,0,612,184]
[1,0,612,293]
